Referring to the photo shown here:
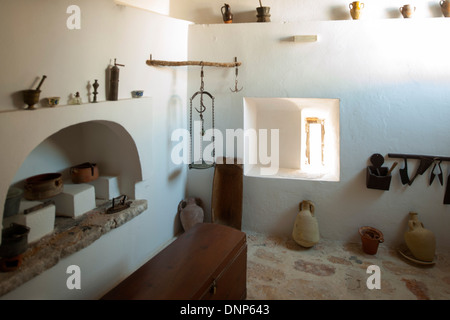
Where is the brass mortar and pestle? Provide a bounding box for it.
[257,0,271,22]
[23,75,47,110]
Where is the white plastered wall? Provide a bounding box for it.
[0,0,190,299]
[186,18,450,250]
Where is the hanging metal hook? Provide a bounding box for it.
[195,63,207,114]
[230,57,243,93]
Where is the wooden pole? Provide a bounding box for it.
[146,56,241,68]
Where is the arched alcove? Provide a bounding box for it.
[11,120,142,200]
[0,98,152,234]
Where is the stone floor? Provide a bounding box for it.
[245,231,450,300]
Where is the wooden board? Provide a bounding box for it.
[101,223,247,300]
[211,158,243,230]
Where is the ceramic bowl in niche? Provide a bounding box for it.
[131,90,144,98]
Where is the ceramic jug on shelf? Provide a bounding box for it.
[221,3,233,23]
[440,0,450,17]
[292,200,319,248]
[400,4,416,18]
[404,212,436,262]
[349,1,364,20]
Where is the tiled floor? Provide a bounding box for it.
[245,231,450,300]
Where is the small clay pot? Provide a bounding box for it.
[359,226,384,255]
[70,162,99,183]
[24,173,63,200]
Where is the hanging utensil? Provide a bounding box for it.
[429,160,437,185]
[408,157,434,186]
[444,164,450,204]
[370,153,384,176]
[438,160,443,185]
[430,159,443,186]
[189,63,215,170]
[387,162,398,176]
[230,57,243,93]
[399,157,410,185]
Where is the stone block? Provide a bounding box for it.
[87,176,120,200]
[52,183,96,218]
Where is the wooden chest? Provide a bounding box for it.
[101,223,247,300]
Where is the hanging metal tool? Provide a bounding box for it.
[408,157,434,186]
[429,159,443,186]
[189,63,215,169]
[230,57,243,93]
[399,157,410,185]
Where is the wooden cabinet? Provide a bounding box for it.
[101,223,247,300]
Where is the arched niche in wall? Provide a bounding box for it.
[10,120,142,200]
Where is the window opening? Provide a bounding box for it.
[305,117,325,168]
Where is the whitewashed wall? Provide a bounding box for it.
[0,0,190,299]
[186,18,450,250]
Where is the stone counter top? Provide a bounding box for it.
[0,199,147,297]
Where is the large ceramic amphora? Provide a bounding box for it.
[292,200,319,248]
[404,212,436,262]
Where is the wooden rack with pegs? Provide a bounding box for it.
[387,153,450,162]
[146,54,242,68]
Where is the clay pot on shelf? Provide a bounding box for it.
[292,200,320,248]
[440,0,450,17]
[400,4,416,18]
[404,212,436,262]
[70,162,99,183]
[349,1,364,20]
[359,226,384,255]
[221,3,233,23]
[24,173,63,200]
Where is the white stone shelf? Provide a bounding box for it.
[0,199,147,297]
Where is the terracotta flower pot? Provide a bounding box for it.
[359,226,384,255]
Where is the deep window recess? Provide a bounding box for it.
[243,97,340,182]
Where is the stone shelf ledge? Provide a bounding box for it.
[0,199,147,297]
